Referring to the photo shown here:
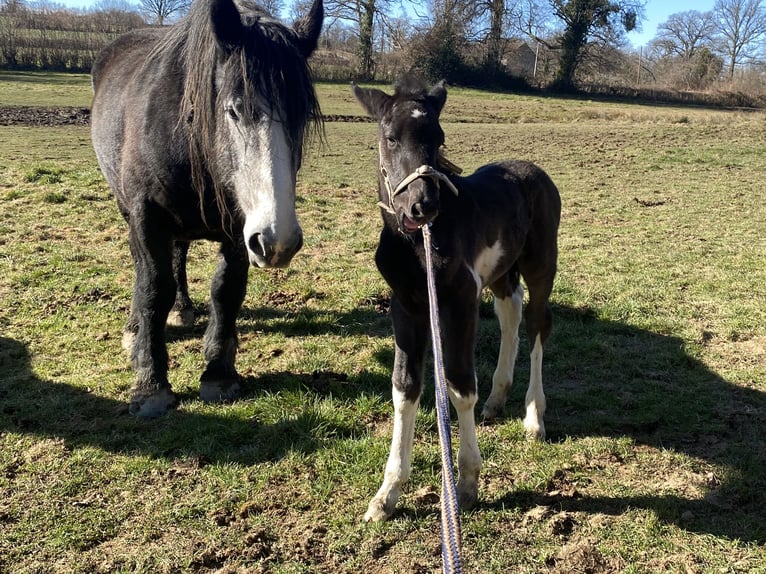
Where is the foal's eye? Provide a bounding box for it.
[386,137,398,150]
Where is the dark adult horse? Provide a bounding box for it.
[353,78,561,521]
[91,0,323,417]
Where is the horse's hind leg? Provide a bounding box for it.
[521,273,554,441]
[482,273,524,421]
[199,240,248,403]
[167,241,195,328]
[122,241,194,352]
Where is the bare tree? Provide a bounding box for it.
[653,10,716,60]
[139,0,189,26]
[713,0,766,79]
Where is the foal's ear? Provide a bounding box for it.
[293,0,324,58]
[210,0,244,51]
[428,80,448,113]
[352,84,390,120]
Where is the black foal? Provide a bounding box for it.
[353,77,561,521]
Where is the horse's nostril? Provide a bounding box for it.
[248,232,274,261]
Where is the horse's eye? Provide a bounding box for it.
[226,106,239,121]
[386,137,398,150]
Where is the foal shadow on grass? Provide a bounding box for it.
[475,303,766,544]
[0,334,389,467]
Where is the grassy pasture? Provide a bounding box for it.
[1,73,765,573]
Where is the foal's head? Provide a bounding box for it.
[353,77,448,234]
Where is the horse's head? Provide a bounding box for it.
[353,77,448,234]
[206,0,323,267]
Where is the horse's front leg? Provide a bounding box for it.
[442,294,482,510]
[365,297,428,522]
[126,215,178,417]
[199,240,248,403]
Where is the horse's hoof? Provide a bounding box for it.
[364,499,392,523]
[129,387,179,418]
[199,379,241,403]
[167,307,195,328]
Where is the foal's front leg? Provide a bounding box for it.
[441,296,482,510]
[199,240,249,403]
[365,299,428,522]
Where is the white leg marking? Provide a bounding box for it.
[482,284,524,420]
[450,386,481,509]
[524,334,547,441]
[365,387,419,522]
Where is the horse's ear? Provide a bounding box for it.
[428,80,448,113]
[352,84,390,120]
[210,0,244,51]
[293,0,324,58]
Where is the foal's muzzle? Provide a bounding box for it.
[379,165,460,233]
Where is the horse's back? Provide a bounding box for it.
[91,28,171,209]
[466,160,560,224]
[92,28,166,94]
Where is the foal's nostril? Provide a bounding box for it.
[412,198,437,220]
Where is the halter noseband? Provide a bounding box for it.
[377,154,462,216]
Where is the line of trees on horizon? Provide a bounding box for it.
[3,0,766,97]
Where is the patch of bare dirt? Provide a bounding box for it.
[0,106,370,127]
[0,105,90,126]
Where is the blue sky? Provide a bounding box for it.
[48,0,713,48]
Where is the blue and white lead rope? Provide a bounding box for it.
[422,223,464,574]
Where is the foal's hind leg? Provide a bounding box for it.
[167,241,195,328]
[482,275,524,421]
[521,274,554,441]
[199,240,248,403]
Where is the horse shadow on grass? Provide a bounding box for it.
[1,300,764,544]
[473,303,766,544]
[0,304,392,467]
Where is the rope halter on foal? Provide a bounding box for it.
[377,153,461,216]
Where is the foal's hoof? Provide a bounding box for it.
[129,387,179,418]
[199,378,241,403]
[480,402,505,423]
[167,307,195,328]
[364,499,393,523]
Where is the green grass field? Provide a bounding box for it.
[1,71,765,573]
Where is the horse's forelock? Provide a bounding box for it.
[154,0,321,212]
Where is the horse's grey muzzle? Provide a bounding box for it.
[247,230,303,268]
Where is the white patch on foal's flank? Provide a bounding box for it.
[467,240,505,297]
